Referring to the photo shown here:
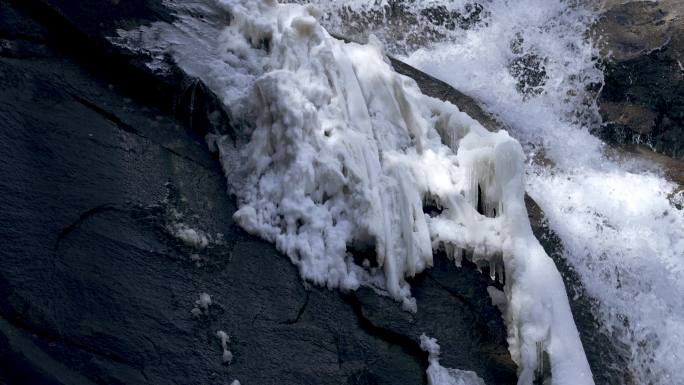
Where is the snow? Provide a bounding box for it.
[190,307,202,318]
[420,334,486,385]
[110,0,596,383]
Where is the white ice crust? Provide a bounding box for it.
[111,1,595,383]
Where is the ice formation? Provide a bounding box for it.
[216,330,233,364]
[110,0,595,383]
[304,0,684,385]
[192,292,213,317]
[197,292,212,310]
[420,334,486,385]
[169,223,211,249]
[211,1,592,382]
[303,1,684,383]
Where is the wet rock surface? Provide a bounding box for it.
[594,0,684,159]
[0,1,517,384]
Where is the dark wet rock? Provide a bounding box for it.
[420,3,486,31]
[0,1,517,384]
[594,0,684,159]
[322,1,488,55]
[508,53,548,99]
[507,33,548,100]
[389,57,504,132]
[352,257,517,385]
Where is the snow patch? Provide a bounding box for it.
[213,1,592,380]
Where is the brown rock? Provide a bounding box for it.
[600,101,658,135]
[593,0,684,158]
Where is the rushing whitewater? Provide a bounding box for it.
[110,0,599,383]
[302,1,684,384]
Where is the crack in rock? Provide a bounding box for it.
[344,293,430,385]
[53,204,120,252]
[425,273,481,316]
[67,92,214,171]
[281,290,310,325]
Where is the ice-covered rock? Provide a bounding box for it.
[112,0,595,383]
[210,2,592,383]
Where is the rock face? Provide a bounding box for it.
[0,1,517,384]
[594,0,684,159]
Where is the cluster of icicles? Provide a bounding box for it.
[112,0,595,384]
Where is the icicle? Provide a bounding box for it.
[536,340,546,383]
[473,247,485,264]
[454,247,463,267]
[464,249,473,263]
[497,262,505,285]
[476,260,488,275]
[445,242,454,259]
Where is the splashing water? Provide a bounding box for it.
[302,1,684,384]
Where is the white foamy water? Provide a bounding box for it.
[304,1,684,384]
